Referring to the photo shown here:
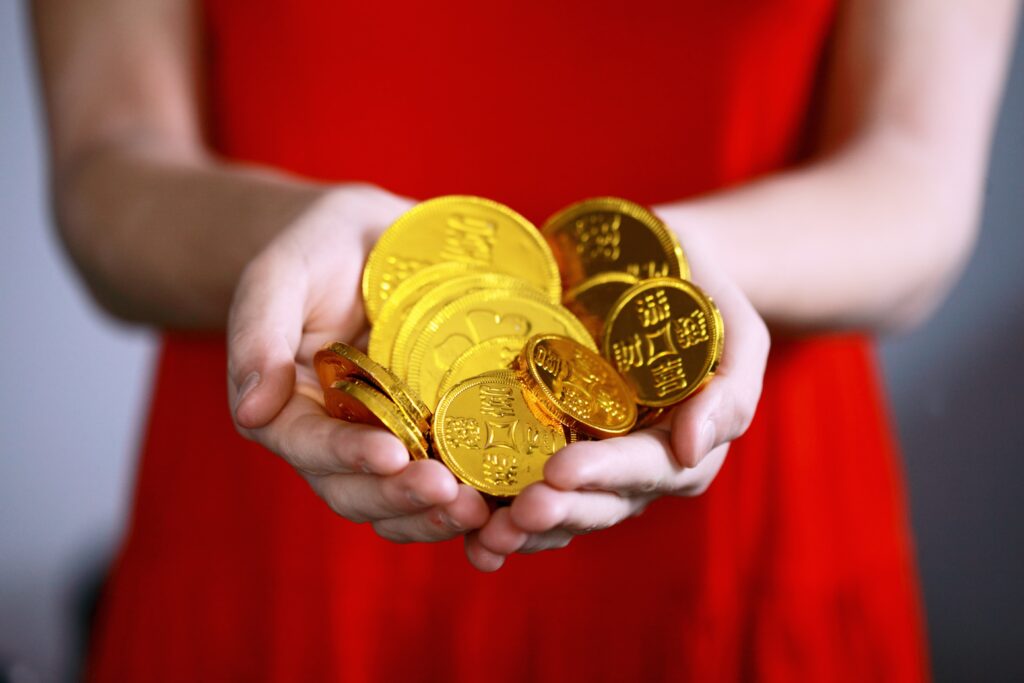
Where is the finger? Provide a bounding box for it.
[476,507,530,555]
[544,430,681,494]
[372,485,490,543]
[509,483,649,534]
[545,431,730,498]
[309,459,459,524]
[669,280,769,467]
[228,251,308,429]
[250,391,409,476]
[464,532,506,573]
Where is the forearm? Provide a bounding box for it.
[55,143,327,328]
[658,132,979,332]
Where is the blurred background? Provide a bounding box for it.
[1,3,1021,682]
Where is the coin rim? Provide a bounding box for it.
[314,342,433,436]
[362,195,562,322]
[326,378,431,460]
[601,277,724,408]
[517,334,637,438]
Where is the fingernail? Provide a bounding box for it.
[234,371,260,413]
[439,511,464,531]
[699,420,715,456]
[407,489,427,507]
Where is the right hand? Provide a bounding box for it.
[227,184,490,543]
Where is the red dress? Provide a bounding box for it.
[87,1,929,680]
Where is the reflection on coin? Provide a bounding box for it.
[323,378,431,461]
[602,278,723,407]
[362,195,561,322]
[436,336,528,407]
[541,197,688,290]
[432,371,568,497]
[314,342,432,436]
[563,271,639,342]
[368,262,476,365]
[405,290,596,407]
[516,335,637,438]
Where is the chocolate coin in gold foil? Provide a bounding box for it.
[437,335,527,401]
[542,197,688,289]
[368,262,477,365]
[362,195,561,322]
[323,378,431,461]
[390,273,541,380]
[563,271,639,343]
[432,371,570,497]
[602,278,723,407]
[515,334,637,438]
[314,342,432,436]
[405,290,596,407]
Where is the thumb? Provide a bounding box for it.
[227,254,307,429]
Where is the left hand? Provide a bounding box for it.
[463,218,770,571]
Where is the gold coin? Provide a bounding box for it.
[406,290,597,408]
[314,342,432,436]
[432,371,569,497]
[437,336,527,402]
[542,197,689,289]
[368,262,477,365]
[603,278,723,407]
[390,273,542,379]
[563,271,639,342]
[362,195,561,322]
[515,334,637,438]
[323,378,431,461]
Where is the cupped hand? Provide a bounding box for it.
[227,184,490,543]
[465,216,770,571]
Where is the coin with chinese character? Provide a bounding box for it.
[368,262,477,365]
[405,290,596,408]
[323,379,431,461]
[602,278,723,407]
[314,342,433,437]
[362,195,561,322]
[541,197,688,290]
[437,335,528,401]
[432,371,569,497]
[563,271,639,343]
[515,334,637,438]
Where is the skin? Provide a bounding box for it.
[32,0,1020,572]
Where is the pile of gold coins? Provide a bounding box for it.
[314,196,723,498]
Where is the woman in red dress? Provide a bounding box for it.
[33,0,1018,680]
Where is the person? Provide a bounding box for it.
[31,0,1019,680]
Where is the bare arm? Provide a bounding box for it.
[659,0,1021,332]
[32,0,329,327]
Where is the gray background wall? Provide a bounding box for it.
[0,2,1021,681]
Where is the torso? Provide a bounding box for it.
[86,2,929,680]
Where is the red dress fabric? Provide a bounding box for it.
[87,1,929,681]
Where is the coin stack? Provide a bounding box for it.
[314,195,723,498]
